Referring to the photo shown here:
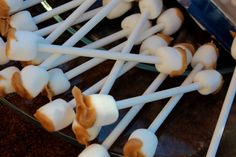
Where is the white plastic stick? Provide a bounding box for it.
[35,7,103,36]
[42,22,164,69]
[45,0,96,44]
[33,0,86,24]
[100,11,149,94]
[116,83,201,110]
[206,67,236,157]
[68,61,138,108]
[102,73,168,149]
[148,63,204,132]
[39,0,123,69]
[37,44,160,65]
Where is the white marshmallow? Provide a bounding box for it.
[139,0,163,19]
[157,8,184,35]
[34,99,75,132]
[78,144,110,157]
[231,37,236,60]
[174,43,195,65]
[121,13,152,34]
[103,0,132,19]
[20,65,49,98]
[48,68,70,96]
[72,119,101,142]
[140,35,170,55]
[193,70,223,95]
[0,66,20,95]
[0,38,9,65]
[10,11,38,31]
[86,94,119,126]
[6,30,39,61]
[154,46,185,76]
[127,129,158,157]
[191,43,218,69]
[3,0,23,13]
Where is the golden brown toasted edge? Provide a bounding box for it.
[175,43,196,55]
[0,0,11,37]
[72,122,90,146]
[72,86,96,129]
[34,110,55,132]
[41,85,54,101]
[123,138,146,157]
[230,31,236,38]
[0,75,6,97]
[156,33,173,44]
[6,28,16,57]
[11,71,33,100]
[170,47,187,77]
[175,8,184,22]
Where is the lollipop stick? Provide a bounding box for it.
[148,63,204,132]
[40,0,122,68]
[117,83,201,110]
[38,44,159,64]
[45,0,96,43]
[35,7,103,36]
[206,67,236,157]
[100,11,149,94]
[33,0,85,24]
[102,73,168,149]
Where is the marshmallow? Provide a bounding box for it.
[12,65,49,99]
[191,43,219,69]
[124,129,158,157]
[121,13,152,34]
[154,46,187,77]
[78,144,110,157]
[34,99,75,132]
[1,0,23,13]
[193,70,223,95]
[103,0,132,19]
[157,8,184,35]
[174,43,195,65]
[231,36,236,60]
[139,0,163,19]
[10,11,38,31]
[6,29,39,61]
[140,34,172,55]
[0,38,9,65]
[47,68,70,96]
[0,66,20,96]
[72,119,101,145]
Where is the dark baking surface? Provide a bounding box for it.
[1,0,236,157]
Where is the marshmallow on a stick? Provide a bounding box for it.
[78,144,110,157]
[10,0,85,31]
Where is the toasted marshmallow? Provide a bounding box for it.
[121,13,151,34]
[0,38,9,65]
[191,43,218,69]
[48,68,70,96]
[0,66,19,96]
[157,8,184,35]
[124,129,158,157]
[12,65,49,99]
[10,11,38,31]
[140,34,172,55]
[72,119,101,145]
[6,29,39,61]
[139,0,163,19]
[86,94,119,126]
[193,70,223,95]
[154,46,187,77]
[103,0,132,19]
[174,43,195,65]
[2,0,23,13]
[34,99,75,132]
[78,144,110,157]
[231,36,236,60]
